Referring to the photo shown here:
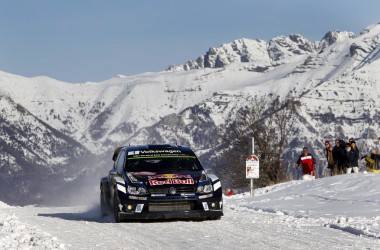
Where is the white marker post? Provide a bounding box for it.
[246,138,259,196]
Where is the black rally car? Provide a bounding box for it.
[100,144,223,222]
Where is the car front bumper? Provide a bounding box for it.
[117,196,223,220]
[118,209,223,220]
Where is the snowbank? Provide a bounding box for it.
[0,211,65,249]
[0,172,379,249]
[226,172,380,239]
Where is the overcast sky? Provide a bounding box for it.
[0,0,379,83]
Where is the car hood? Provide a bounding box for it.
[128,171,203,187]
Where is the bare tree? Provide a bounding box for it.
[217,95,300,189]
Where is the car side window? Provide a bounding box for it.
[115,150,126,175]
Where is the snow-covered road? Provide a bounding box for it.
[1,173,380,249]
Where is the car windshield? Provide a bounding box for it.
[125,156,202,172]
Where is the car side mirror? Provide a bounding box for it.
[112,147,123,161]
[203,166,214,174]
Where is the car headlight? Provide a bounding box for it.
[127,186,147,195]
[127,173,141,183]
[197,183,213,194]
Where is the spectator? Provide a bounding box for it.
[377,137,380,168]
[344,143,359,173]
[362,149,376,170]
[350,140,360,165]
[361,149,380,171]
[332,139,345,174]
[324,140,336,175]
[226,188,234,196]
[370,149,380,170]
[295,147,317,179]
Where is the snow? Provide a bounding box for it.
[1,23,379,158]
[1,22,380,248]
[1,173,380,249]
[0,202,65,249]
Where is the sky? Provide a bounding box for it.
[0,0,379,83]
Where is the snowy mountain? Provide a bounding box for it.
[166,31,354,72]
[1,173,380,249]
[0,23,380,205]
[0,94,95,205]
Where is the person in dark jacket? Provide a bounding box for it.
[370,149,380,170]
[295,147,317,178]
[375,137,380,169]
[344,143,359,173]
[350,140,360,163]
[332,139,345,174]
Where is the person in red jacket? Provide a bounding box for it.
[295,147,317,178]
[226,188,234,196]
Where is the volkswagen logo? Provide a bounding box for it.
[169,187,176,195]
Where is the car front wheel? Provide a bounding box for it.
[100,188,108,217]
[113,193,121,223]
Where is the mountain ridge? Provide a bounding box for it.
[166,29,358,72]
[0,23,379,205]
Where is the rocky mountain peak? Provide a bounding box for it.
[168,34,319,72]
[268,34,315,61]
[360,22,380,35]
[318,30,356,51]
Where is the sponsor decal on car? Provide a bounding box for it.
[139,150,182,154]
[148,174,191,179]
[128,195,148,200]
[148,174,194,186]
[128,151,140,156]
[131,172,157,176]
[127,149,196,159]
[149,178,194,186]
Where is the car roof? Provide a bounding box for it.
[126,144,191,151]
[112,144,196,161]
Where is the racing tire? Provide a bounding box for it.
[209,216,221,220]
[113,193,121,223]
[100,188,108,217]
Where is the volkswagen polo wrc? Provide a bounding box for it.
[100,144,223,222]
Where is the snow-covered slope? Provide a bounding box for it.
[1,173,379,249]
[0,94,95,204]
[0,23,380,205]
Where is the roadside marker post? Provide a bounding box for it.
[246,138,259,196]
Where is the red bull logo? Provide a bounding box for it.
[148,174,194,186]
[149,178,194,186]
